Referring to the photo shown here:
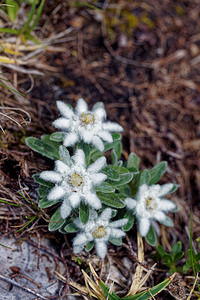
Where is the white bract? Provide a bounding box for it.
[40,149,107,219]
[73,208,128,259]
[125,184,176,237]
[52,98,123,151]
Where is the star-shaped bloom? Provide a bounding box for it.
[125,184,177,237]
[73,208,128,259]
[40,149,107,219]
[52,98,123,151]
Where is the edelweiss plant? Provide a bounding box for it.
[125,183,177,237]
[52,98,123,151]
[72,208,128,258]
[40,148,106,218]
[26,97,179,258]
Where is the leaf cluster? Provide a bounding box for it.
[1,0,44,42]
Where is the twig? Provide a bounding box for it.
[0,273,48,300]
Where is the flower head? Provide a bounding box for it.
[73,208,128,259]
[40,149,107,219]
[52,98,123,151]
[125,184,176,237]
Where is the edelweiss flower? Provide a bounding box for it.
[125,184,176,237]
[73,208,128,259]
[52,98,123,151]
[40,149,107,218]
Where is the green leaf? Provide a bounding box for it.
[127,153,140,171]
[145,225,157,246]
[64,223,79,233]
[171,241,182,256]
[95,182,115,193]
[38,198,61,208]
[105,166,133,186]
[41,134,60,148]
[48,208,65,231]
[139,169,150,185]
[25,137,59,160]
[59,145,71,165]
[103,166,120,181]
[6,0,19,22]
[98,193,125,208]
[111,172,133,187]
[99,281,109,298]
[38,185,50,198]
[149,161,168,185]
[27,0,45,33]
[85,241,94,252]
[121,275,173,300]
[50,132,65,142]
[157,244,167,257]
[33,174,54,187]
[122,211,134,231]
[79,202,89,224]
[111,141,122,163]
[111,148,118,165]
[109,237,123,246]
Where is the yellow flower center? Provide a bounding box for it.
[80,112,95,125]
[69,173,83,187]
[145,197,157,210]
[92,226,107,239]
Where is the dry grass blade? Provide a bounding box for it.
[126,233,144,296]
[0,106,31,133]
[55,271,90,297]
[187,273,199,300]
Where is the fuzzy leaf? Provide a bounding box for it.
[111,172,133,187]
[41,135,61,148]
[48,208,65,231]
[97,193,125,208]
[103,166,120,181]
[122,211,134,231]
[111,141,122,163]
[109,237,123,246]
[79,202,90,224]
[33,174,54,187]
[38,198,61,208]
[166,184,179,197]
[95,182,115,193]
[50,132,65,142]
[145,225,157,246]
[127,153,140,171]
[139,169,151,185]
[38,185,50,198]
[149,161,168,185]
[59,145,71,165]
[64,223,79,233]
[85,241,94,252]
[25,137,59,160]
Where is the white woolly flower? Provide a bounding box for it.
[73,208,128,259]
[52,98,123,151]
[40,149,107,219]
[125,184,176,237]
